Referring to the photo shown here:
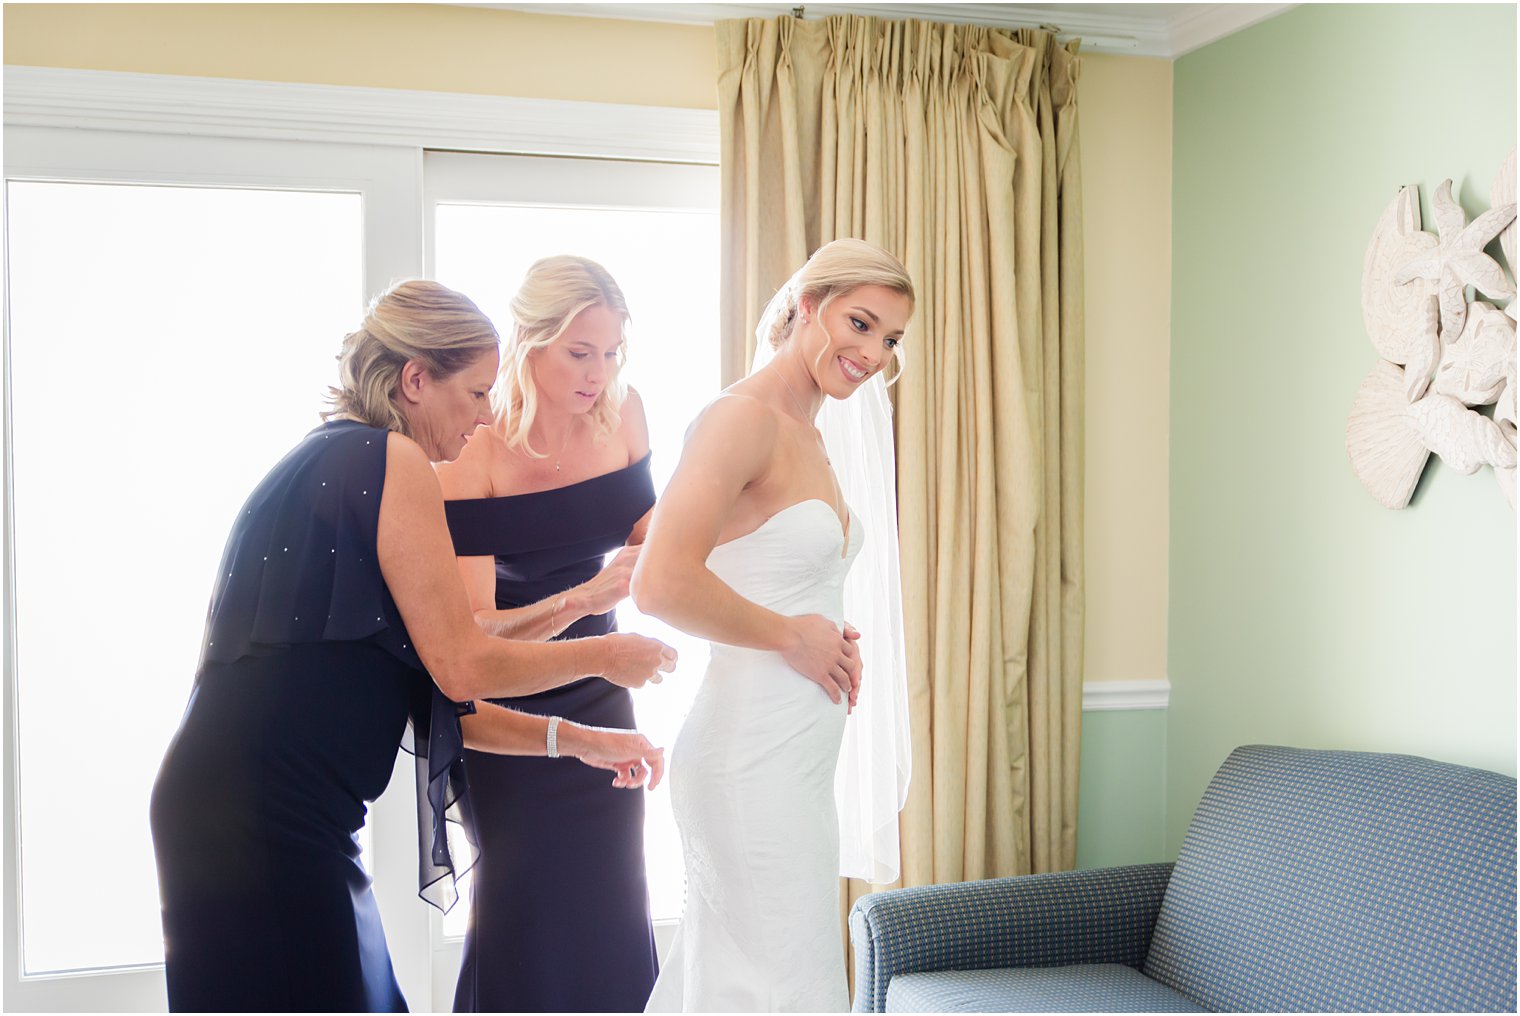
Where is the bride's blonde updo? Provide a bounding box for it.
[755,239,915,354]
[495,255,630,458]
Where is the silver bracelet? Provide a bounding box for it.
[546,715,563,759]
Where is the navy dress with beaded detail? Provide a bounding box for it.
[150,418,477,1012]
[443,453,658,1013]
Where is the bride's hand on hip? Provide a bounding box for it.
[558,722,666,791]
[842,623,863,713]
[782,614,854,704]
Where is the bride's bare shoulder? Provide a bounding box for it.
[682,390,780,449]
[700,389,778,425]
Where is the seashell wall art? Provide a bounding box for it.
[1349,147,1518,509]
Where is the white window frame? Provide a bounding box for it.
[422,150,721,1000]
[2,125,425,1012]
[3,66,716,1013]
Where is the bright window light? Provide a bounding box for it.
[6,181,363,973]
[433,201,720,930]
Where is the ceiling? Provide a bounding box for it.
[467,3,1297,57]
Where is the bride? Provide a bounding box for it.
[632,238,914,1012]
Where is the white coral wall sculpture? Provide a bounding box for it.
[1349,154,1518,510]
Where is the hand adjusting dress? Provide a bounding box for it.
[150,419,476,1013]
[646,498,860,1013]
[443,453,658,1013]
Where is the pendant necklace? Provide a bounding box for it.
[774,365,818,432]
[550,418,576,473]
[774,365,830,464]
[773,363,850,553]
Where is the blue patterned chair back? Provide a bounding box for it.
[1143,745,1517,1012]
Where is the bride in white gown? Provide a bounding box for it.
[633,239,915,1012]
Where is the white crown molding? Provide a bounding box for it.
[2,66,721,164]
[472,3,1295,57]
[1166,3,1297,57]
[480,3,1159,53]
[1082,679,1171,711]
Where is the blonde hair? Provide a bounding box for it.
[755,238,915,357]
[325,280,499,437]
[494,255,629,457]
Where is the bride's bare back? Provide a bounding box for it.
[631,386,857,703]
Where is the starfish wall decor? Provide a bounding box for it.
[1349,148,1518,510]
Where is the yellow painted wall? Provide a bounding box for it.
[1078,54,1173,685]
[2,4,718,108]
[5,5,1172,687]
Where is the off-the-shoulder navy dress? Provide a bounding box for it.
[150,419,476,1012]
[443,454,658,1013]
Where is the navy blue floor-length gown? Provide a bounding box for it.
[150,419,476,1012]
[443,453,658,1013]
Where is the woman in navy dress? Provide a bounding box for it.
[149,280,676,1013]
[436,256,659,1012]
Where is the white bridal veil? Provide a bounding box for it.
[750,320,912,885]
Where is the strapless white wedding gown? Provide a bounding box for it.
[646,498,861,1013]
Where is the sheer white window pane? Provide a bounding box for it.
[433,203,719,930]
[7,181,363,974]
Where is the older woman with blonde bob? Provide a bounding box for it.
[149,280,675,1014]
[436,255,661,1012]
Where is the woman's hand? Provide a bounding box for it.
[572,544,642,618]
[781,615,856,705]
[591,632,678,688]
[557,722,666,790]
[842,623,862,711]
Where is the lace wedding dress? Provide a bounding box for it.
[646,498,861,1013]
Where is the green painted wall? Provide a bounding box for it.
[1076,709,1168,869]
[1168,3,1517,853]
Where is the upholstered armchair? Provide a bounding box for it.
[850,745,1517,1012]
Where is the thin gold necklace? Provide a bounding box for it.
[772,363,849,552]
[773,363,818,424]
[543,416,576,473]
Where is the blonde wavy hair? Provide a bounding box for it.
[755,239,915,377]
[494,255,630,457]
[325,280,499,438]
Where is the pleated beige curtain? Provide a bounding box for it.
[715,11,1086,967]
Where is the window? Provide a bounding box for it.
[7,179,363,975]
[426,151,721,935]
[5,98,717,1012]
[4,127,423,1010]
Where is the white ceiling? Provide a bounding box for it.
[467,3,1297,57]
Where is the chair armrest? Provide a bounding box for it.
[849,862,1174,1013]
